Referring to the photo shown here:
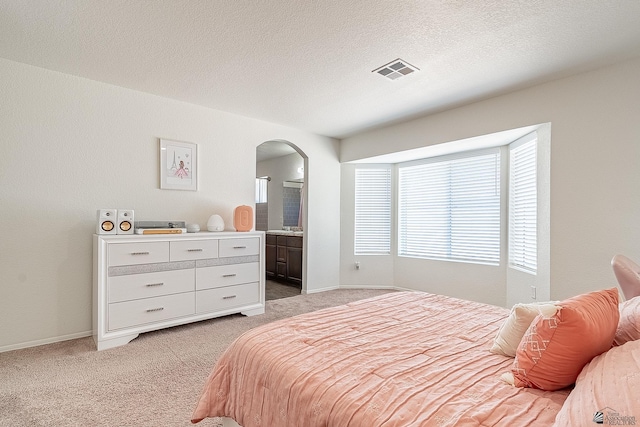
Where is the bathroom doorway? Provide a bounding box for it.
[256,140,307,299]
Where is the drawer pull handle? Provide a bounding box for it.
[222,295,237,300]
[146,307,164,313]
[187,248,203,252]
[146,282,164,287]
[222,274,237,278]
[233,246,247,249]
[131,251,150,256]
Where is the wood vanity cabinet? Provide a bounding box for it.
[265,234,277,279]
[286,236,303,286]
[265,233,303,286]
[276,235,288,280]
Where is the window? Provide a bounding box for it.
[398,149,501,265]
[354,168,391,255]
[509,134,537,273]
[255,177,268,203]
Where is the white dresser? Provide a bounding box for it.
[93,231,265,350]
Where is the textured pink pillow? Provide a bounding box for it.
[614,296,640,346]
[511,288,619,391]
[553,339,640,426]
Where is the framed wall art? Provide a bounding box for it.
[159,139,198,191]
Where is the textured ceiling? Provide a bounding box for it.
[2,1,640,139]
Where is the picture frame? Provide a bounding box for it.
[159,139,198,191]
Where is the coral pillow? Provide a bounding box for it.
[553,339,640,426]
[510,288,619,391]
[490,302,559,357]
[614,296,640,346]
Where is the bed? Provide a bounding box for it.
[192,284,639,426]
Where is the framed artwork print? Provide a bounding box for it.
[159,139,198,191]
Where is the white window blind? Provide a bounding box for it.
[509,136,537,273]
[255,177,268,203]
[354,168,391,255]
[398,149,501,265]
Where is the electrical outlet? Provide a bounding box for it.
[531,286,537,300]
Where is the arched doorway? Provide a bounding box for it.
[256,140,308,299]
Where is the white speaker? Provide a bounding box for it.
[117,209,135,234]
[97,209,117,234]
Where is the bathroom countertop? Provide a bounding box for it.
[266,230,304,236]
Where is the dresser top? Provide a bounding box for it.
[94,231,264,242]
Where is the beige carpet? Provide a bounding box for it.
[0,288,394,427]
[265,280,301,301]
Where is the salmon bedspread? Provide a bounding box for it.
[192,292,570,426]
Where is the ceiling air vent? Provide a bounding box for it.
[373,58,419,80]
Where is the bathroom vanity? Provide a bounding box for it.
[265,230,303,286]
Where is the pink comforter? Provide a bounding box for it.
[192,292,569,426]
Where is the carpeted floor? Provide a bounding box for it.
[265,279,301,301]
[0,288,394,427]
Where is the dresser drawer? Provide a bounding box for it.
[108,269,195,303]
[196,262,259,290]
[108,242,170,266]
[170,239,219,261]
[196,282,260,314]
[108,292,195,331]
[219,238,260,257]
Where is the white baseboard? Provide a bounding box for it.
[389,285,420,292]
[302,284,340,294]
[0,330,93,354]
[304,284,407,295]
[338,284,398,291]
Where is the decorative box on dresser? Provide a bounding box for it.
[93,231,265,351]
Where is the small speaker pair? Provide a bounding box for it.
[97,209,134,235]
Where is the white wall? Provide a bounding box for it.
[340,58,640,305]
[0,58,340,351]
[256,152,304,231]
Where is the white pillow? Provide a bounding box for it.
[490,301,559,357]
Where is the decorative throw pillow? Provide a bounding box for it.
[614,296,640,346]
[510,288,619,391]
[552,339,640,426]
[490,302,559,357]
